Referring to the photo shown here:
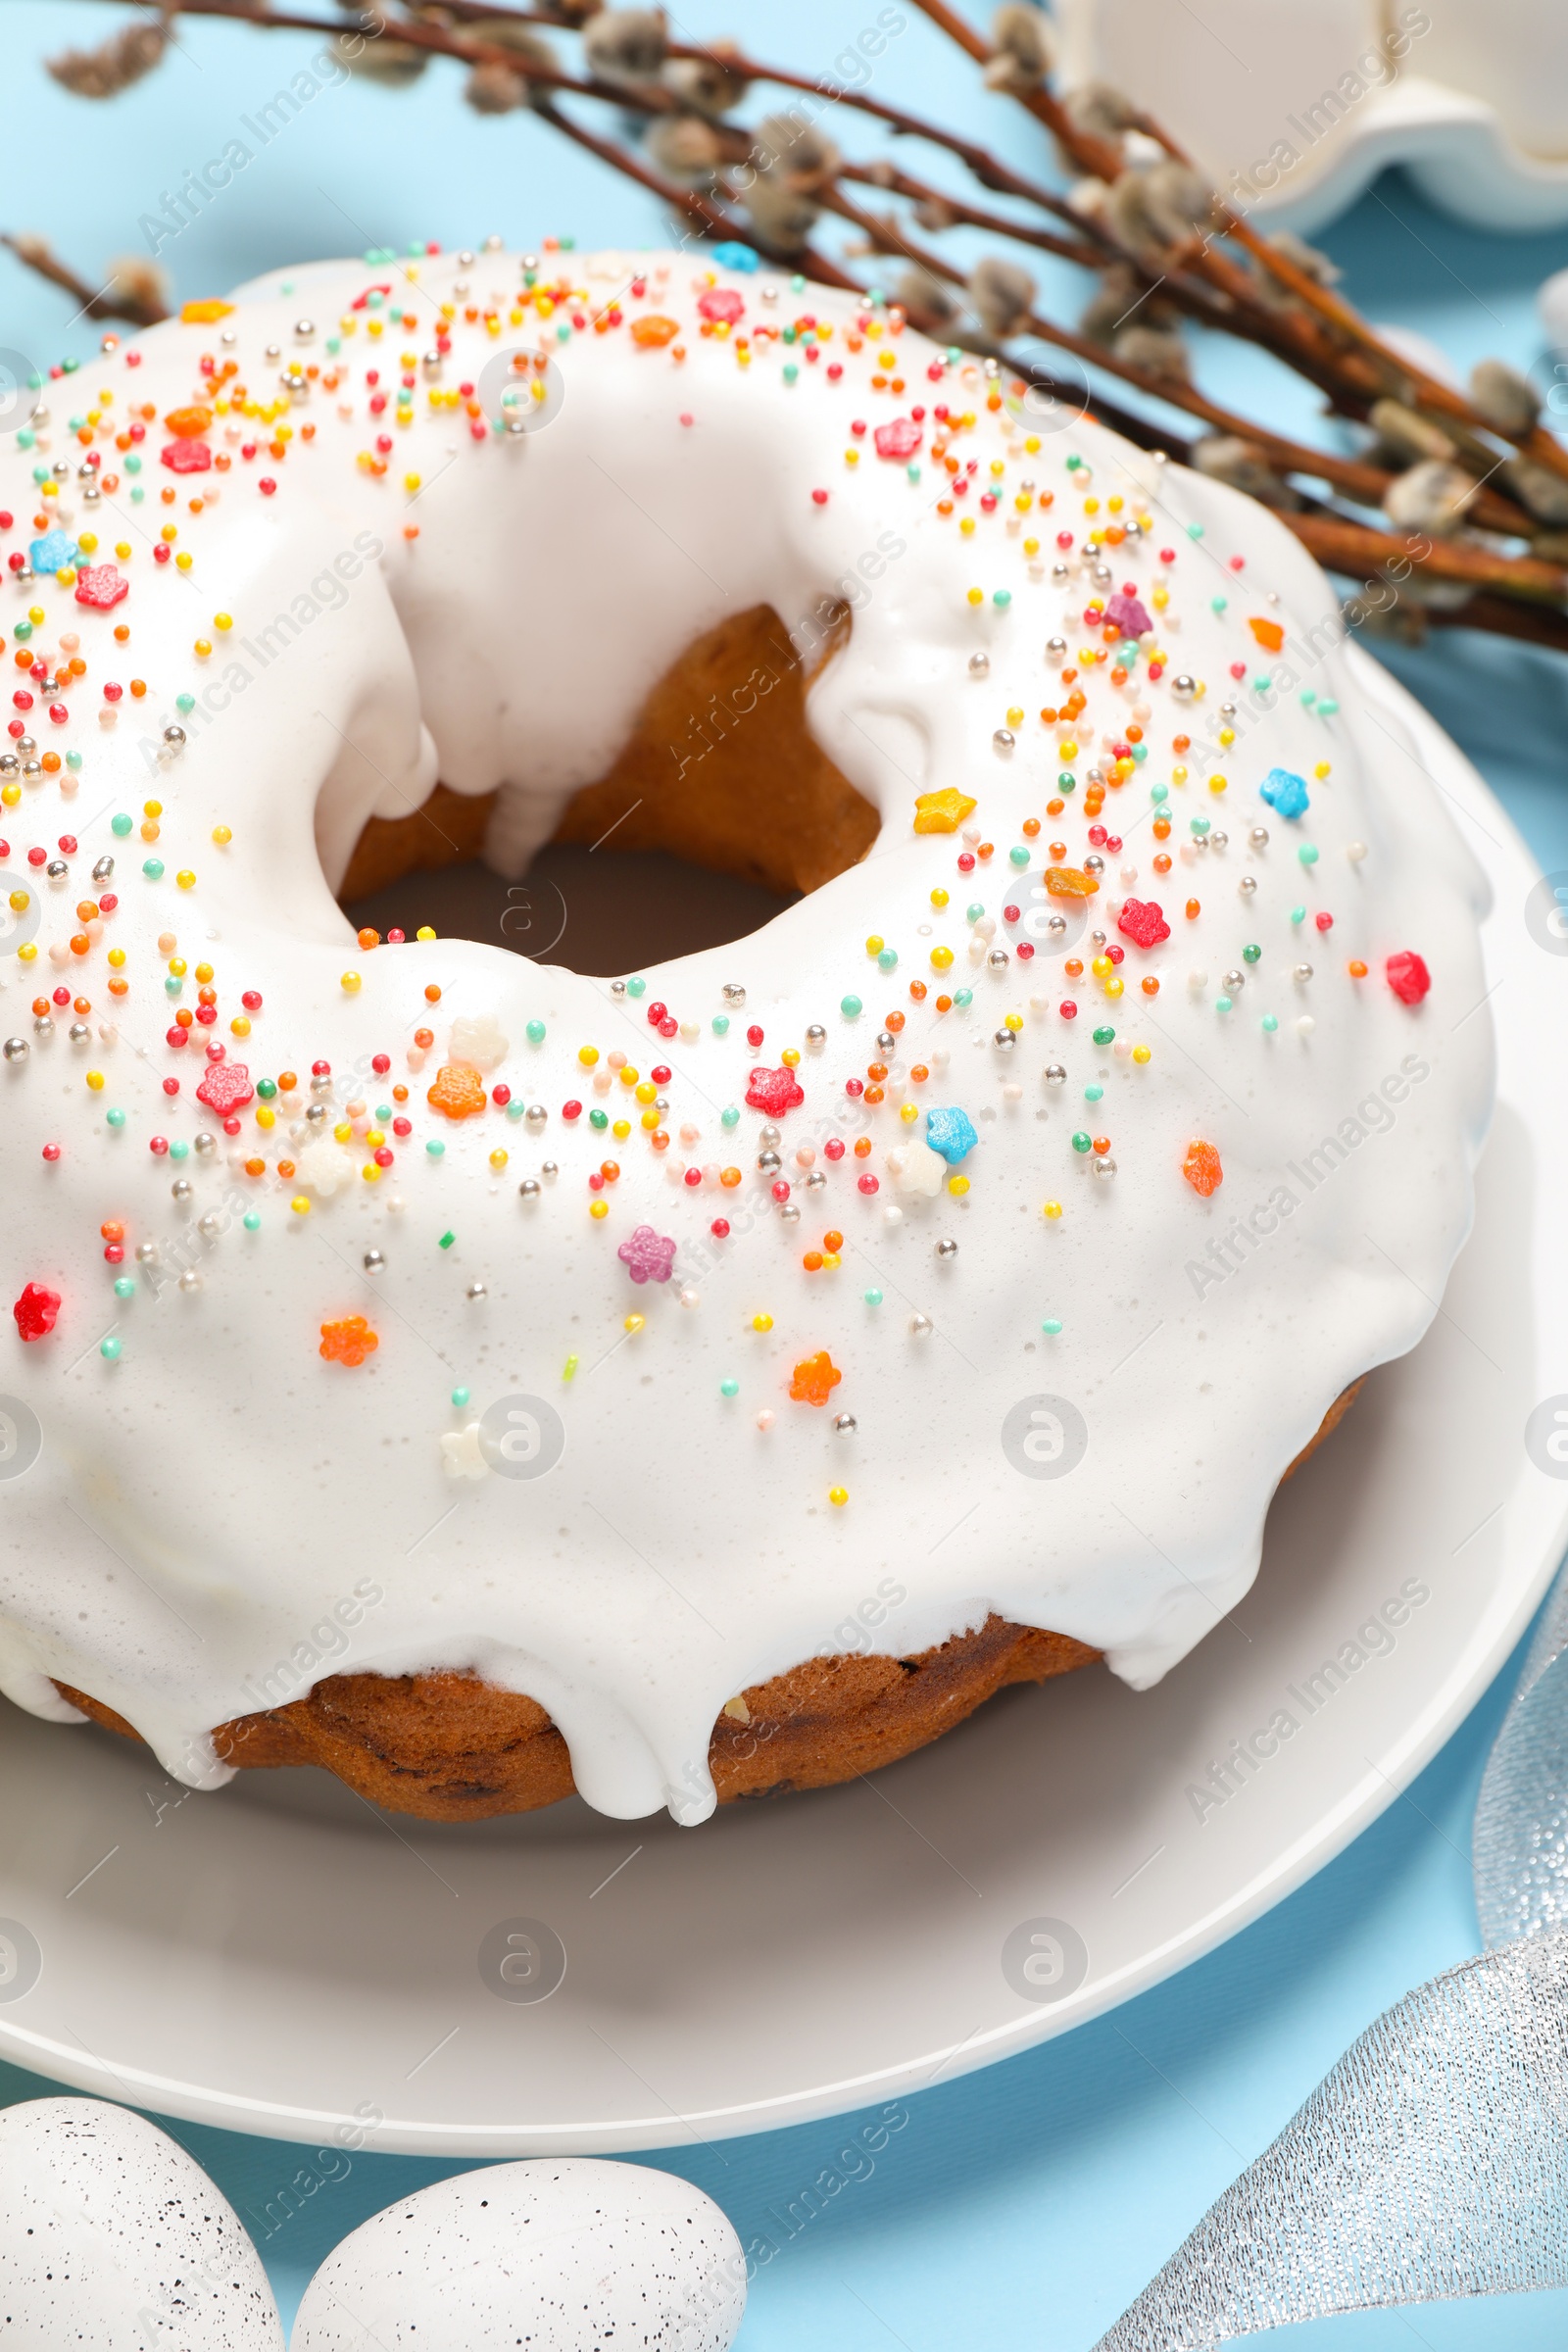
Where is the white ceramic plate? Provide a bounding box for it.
[0,649,1562,2156]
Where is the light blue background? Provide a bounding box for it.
[5,6,1568,2342]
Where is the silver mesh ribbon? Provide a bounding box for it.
[1097,1568,1568,2352]
[1474,1566,1568,1947]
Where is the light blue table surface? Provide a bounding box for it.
[5,6,1568,2342]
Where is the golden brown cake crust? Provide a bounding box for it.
[54,1385,1359,1824]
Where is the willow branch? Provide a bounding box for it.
[1,230,168,326]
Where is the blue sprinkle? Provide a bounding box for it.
[710,241,760,273]
[1260,766,1310,820]
[28,528,81,576]
[925,1105,978,1164]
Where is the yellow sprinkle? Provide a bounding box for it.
[1132,1044,1152,1064]
[590,1199,609,1219]
[1043,1200,1062,1219]
[175,553,193,571]
[231,1015,251,1037]
[1208,772,1229,796]
[215,612,232,631]
[752,1312,773,1333]
[578,1045,599,1066]
[340,970,362,992]
[194,640,212,659]
[829,1486,849,1506]
[362,1163,381,1183]
[85,1069,104,1091]
[563,1353,579,1382]
[949,1174,970,1196]
[1004,1013,1022,1032]
[781,1047,801,1067]
[865,934,884,956]
[17,943,35,962]
[291,1196,311,1215]
[212,825,232,846]
[175,869,196,889]
[612,1118,630,1140]
[416,925,436,942]
[966,586,983,606]
[623,1313,646,1335]
[930,945,955,970]
[930,887,949,908]
[900,1102,918,1123]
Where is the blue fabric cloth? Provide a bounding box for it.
[6,7,1568,2342]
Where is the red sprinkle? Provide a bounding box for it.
[1386,950,1431,1005]
[12,1283,61,1342]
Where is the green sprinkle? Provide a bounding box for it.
[1042,1317,1063,1336]
[1215,994,1233,1013]
[1261,1013,1279,1032]
[1084,1082,1103,1102]
[506,1098,525,1121]
[1151,782,1168,804]
[1008,846,1030,867]
[965,902,985,924]
[1057,771,1076,793]
[65,750,81,771]
[438,1228,455,1247]
[525,1018,545,1043]
[112,812,132,837]
[257,1076,277,1099]
[1299,689,1317,708]
[1210,597,1228,615]
[101,1336,122,1361]
[113,1277,135,1299]
[175,693,195,715]
[719,1377,739,1398]
[1187,522,1204,539]
[863,1287,883,1306]
[782,363,799,384]
[169,1139,188,1160]
[243,1209,261,1231]
[840,994,862,1017]
[165,975,183,997]
[590,1107,609,1131]
[12,621,30,642]
[143,858,165,880]
[1071,1130,1092,1153]
[1290,905,1306,925]
[1317,698,1339,718]
[451,1386,470,1407]
[875,949,897,972]
[1092,1024,1115,1046]
[376,1103,392,1122]
[1191,817,1210,836]
[1242,943,1261,963]
[992,589,1011,609]
[626,976,646,998]
[1298,844,1320,865]
[427,1140,446,1158]
[954,988,973,1008]
[106,1106,125,1128]
[711,1013,729,1035]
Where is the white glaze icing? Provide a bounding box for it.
[0,247,1494,1824]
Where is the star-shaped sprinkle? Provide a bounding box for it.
[427,1062,487,1119]
[790,1350,843,1407]
[925,1105,977,1164]
[1045,865,1099,898]
[1386,950,1431,1004]
[1183,1141,1223,1198]
[319,1315,378,1367]
[440,1423,489,1480]
[195,1059,254,1115]
[874,416,923,460]
[12,1283,60,1342]
[912,787,977,834]
[617,1224,676,1285]
[1117,898,1170,950]
[697,286,744,325]
[74,564,129,610]
[1260,767,1310,820]
[161,439,212,474]
[746,1065,805,1118]
[28,530,80,577]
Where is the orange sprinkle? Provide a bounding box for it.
[789,1349,843,1407]
[319,1315,378,1367]
[426,1063,487,1119]
[1183,1140,1223,1198]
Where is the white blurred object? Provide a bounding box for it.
[1540,265,1568,362]
[1054,0,1568,231]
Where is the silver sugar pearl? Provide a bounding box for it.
[193,1131,216,1155]
[805,1168,827,1190]
[805,1023,826,1046]
[1210,830,1227,851]
[1047,636,1067,657]
[935,1238,959,1259]
[1045,1062,1066,1085]
[909,1312,933,1335]
[1047,914,1067,938]
[1219,701,1238,718]
[92,855,115,882]
[364,1248,386,1271]
[1294,963,1314,983]
[466,1281,487,1300]
[2,1038,27,1063]
[171,1178,193,1201]
[1051,562,1072,585]
[69,1021,91,1046]
[162,723,185,749]
[135,1241,159,1264]
[1171,673,1197,700]
[778,1202,801,1223]
[722,982,747,1005]
[177,1267,203,1293]
[47,859,69,882]
[758,1122,781,1149]
[757,1150,782,1174]
[305,1101,328,1124]
[1082,854,1104,877]
[967,652,990,677]
[988,949,1010,971]
[524,1102,548,1126]
[197,1212,221,1240]
[1093,1154,1117,1179]
[1239,875,1257,895]
[540,1159,558,1179]
[993,728,1015,753]
[994,1026,1017,1048]
[1091,562,1113,586]
[32,1014,53,1038]
[1250,825,1269,849]
[832,1412,858,1437]
[310,1072,333,1096]
[877,1029,897,1053]
[517,1179,541,1200]
[610,978,627,997]
[1223,969,1246,992]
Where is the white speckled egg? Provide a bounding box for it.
[291,2156,746,2349]
[0,2096,283,2347]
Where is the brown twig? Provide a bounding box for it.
[1,230,168,327]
